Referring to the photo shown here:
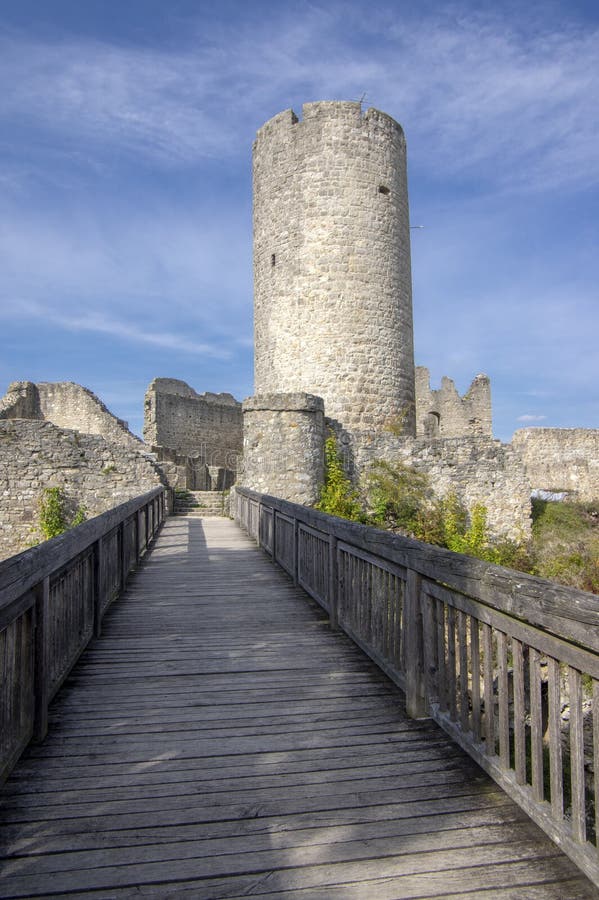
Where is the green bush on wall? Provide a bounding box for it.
[316,432,365,522]
[37,487,87,542]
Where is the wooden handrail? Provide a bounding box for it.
[0,486,171,785]
[233,485,599,887]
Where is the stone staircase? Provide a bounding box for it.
[173,490,226,517]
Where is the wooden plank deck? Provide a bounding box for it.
[0,516,597,899]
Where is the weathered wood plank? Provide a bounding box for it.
[0,517,594,899]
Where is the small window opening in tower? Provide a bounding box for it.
[378,184,390,195]
[271,253,276,267]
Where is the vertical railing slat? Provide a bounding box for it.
[530,648,544,803]
[548,656,564,820]
[470,616,481,742]
[482,623,495,755]
[447,605,457,721]
[569,666,586,843]
[513,638,526,784]
[458,610,469,732]
[497,631,510,770]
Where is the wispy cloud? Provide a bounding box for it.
[517,414,547,422]
[0,204,252,329]
[1,4,598,190]
[1,300,230,357]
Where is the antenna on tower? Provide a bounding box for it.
[352,92,368,109]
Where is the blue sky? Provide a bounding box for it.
[0,0,597,441]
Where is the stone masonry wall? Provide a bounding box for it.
[0,381,42,419]
[415,367,492,439]
[352,432,531,542]
[512,428,599,502]
[0,381,143,451]
[241,393,325,505]
[253,101,416,436]
[0,419,165,561]
[144,378,242,470]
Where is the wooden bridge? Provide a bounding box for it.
[1,488,599,897]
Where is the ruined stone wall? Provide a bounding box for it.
[0,419,165,561]
[352,433,531,542]
[0,381,42,419]
[241,394,325,505]
[253,101,415,436]
[512,428,599,502]
[144,378,242,470]
[415,368,492,439]
[0,381,143,450]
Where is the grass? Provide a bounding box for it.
[531,499,599,593]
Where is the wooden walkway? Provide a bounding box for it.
[0,517,597,899]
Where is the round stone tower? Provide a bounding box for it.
[253,100,416,436]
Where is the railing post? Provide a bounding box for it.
[293,516,299,586]
[93,538,104,638]
[119,520,127,592]
[33,576,50,742]
[328,532,339,629]
[404,569,427,718]
[271,506,277,560]
[136,510,142,565]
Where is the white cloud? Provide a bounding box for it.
[0,5,598,190]
[517,414,547,422]
[0,300,230,357]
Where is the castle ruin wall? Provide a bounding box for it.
[512,428,599,502]
[353,433,531,542]
[0,419,165,561]
[0,381,143,451]
[143,378,242,473]
[415,367,492,439]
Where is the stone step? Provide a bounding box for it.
[174,510,224,517]
[173,490,226,517]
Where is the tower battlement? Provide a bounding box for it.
[254,101,405,146]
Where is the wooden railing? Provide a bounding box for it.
[233,486,599,887]
[0,486,169,785]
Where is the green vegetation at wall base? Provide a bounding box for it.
[316,446,598,594]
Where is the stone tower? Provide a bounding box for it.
[253,100,416,436]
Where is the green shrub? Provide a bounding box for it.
[38,487,68,540]
[316,433,365,522]
[365,459,443,540]
[71,505,88,528]
[37,487,87,542]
